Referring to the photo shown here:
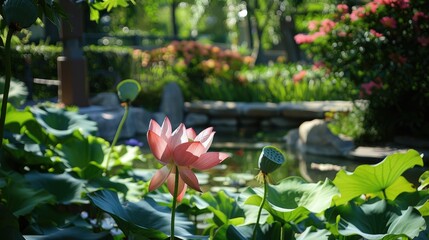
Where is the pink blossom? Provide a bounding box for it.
[294,34,314,44]
[293,70,307,84]
[350,7,366,21]
[380,16,397,29]
[413,12,429,22]
[366,2,380,13]
[307,20,318,31]
[147,117,229,201]
[388,53,407,64]
[319,19,336,33]
[417,37,429,47]
[370,29,383,38]
[360,80,383,97]
[337,4,349,14]
[312,61,325,70]
[375,0,410,8]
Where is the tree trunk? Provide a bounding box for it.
[171,0,179,40]
[279,14,301,62]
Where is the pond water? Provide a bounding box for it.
[135,129,366,193]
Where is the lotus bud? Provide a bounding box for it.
[2,0,38,29]
[116,79,141,103]
[258,146,285,174]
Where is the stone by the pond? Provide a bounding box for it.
[90,92,120,108]
[287,119,355,157]
[184,113,209,126]
[80,106,150,141]
[240,102,279,117]
[160,82,184,128]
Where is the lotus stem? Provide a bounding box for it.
[252,172,268,240]
[0,28,14,146]
[171,165,179,240]
[104,102,130,176]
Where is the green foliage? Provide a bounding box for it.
[88,190,195,239]
[0,76,28,107]
[0,44,139,99]
[327,103,366,140]
[30,105,98,137]
[296,0,429,141]
[1,100,428,239]
[0,104,146,238]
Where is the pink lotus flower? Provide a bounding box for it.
[147,117,229,201]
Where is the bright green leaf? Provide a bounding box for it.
[88,190,195,239]
[25,171,86,204]
[329,199,426,239]
[333,150,423,204]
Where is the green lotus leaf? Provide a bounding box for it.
[31,105,98,137]
[87,176,144,202]
[2,0,38,29]
[0,77,28,107]
[55,133,108,179]
[327,199,426,239]
[0,170,54,216]
[0,204,24,240]
[418,171,429,190]
[244,178,336,225]
[245,177,339,223]
[24,227,110,240]
[116,79,141,102]
[395,190,429,217]
[88,190,195,239]
[25,171,86,204]
[3,134,53,166]
[5,106,49,144]
[296,227,332,240]
[199,190,245,227]
[222,222,283,240]
[333,149,423,205]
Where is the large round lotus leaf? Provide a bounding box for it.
[116,79,141,102]
[0,77,28,107]
[2,0,38,28]
[30,106,98,137]
[327,199,426,239]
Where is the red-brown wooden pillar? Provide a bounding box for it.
[57,0,89,106]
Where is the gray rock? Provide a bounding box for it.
[210,117,237,127]
[293,119,355,157]
[284,128,299,147]
[90,92,120,108]
[85,108,135,141]
[185,101,242,117]
[185,113,209,127]
[270,117,302,128]
[240,102,279,117]
[160,82,184,128]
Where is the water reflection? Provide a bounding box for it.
[208,141,361,192]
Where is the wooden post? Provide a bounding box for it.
[57,0,89,106]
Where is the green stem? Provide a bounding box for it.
[252,173,268,240]
[171,165,179,240]
[0,28,14,146]
[104,103,129,176]
[382,189,387,200]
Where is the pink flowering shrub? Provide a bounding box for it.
[139,40,253,86]
[295,0,429,141]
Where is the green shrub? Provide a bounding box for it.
[296,0,429,141]
[0,44,139,99]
